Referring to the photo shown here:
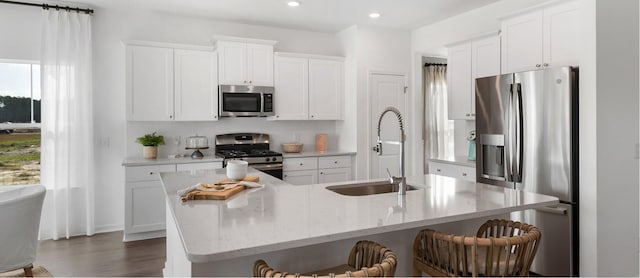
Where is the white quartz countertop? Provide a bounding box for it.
[429,156,476,167]
[122,156,223,166]
[282,151,356,158]
[160,169,557,263]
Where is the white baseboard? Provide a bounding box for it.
[95,224,123,234]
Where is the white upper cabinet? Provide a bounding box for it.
[543,1,580,68]
[217,41,246,85]
[308,58,343,120]
[447,43,473,120]
[217,39,275,86]
[274,56,309,120]
[126,45,174,121]
[174,49,218,121]
[447,34,500,120]
[246,44,275,86]
[125,41,218,122]
[272,53,344,121]
[501,1,579,73]
[472,36,502,79]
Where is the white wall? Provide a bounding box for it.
[412,0,640,276]
[92,9,346,232]
[411,0,543,172]
[0,5,41,61]
[0,4,346,233]
[595,0,639,275]
[337,26,412,180]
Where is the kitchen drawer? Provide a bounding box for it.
[429,161,475,182]
[318,155,351,169]
[176,162,222,172]
[126,164,176,182]
[283,157,317,171]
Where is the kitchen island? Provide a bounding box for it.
[160,168,558,277]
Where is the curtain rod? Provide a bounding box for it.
[424,63,447,67]
[0,0,94,14]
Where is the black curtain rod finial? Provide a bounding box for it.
[0,0,94,14]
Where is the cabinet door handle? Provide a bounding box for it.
[334,161,338,164]
[536,64,541,68]
[320,171,324,175]
[213,115,217,119]
[284,174,288,178]
[462,173,468,176]
[437,169,442,172]
[249,80,252,84]
[276,115,279,118]
[543,63,549,67]
[169,115,173,119]
[148,172,154,175]
[311,115,314,118]
[299,163,303,166]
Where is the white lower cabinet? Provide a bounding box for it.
[283,155,352,185]
[124,161,222,241]
[318,168,351,184]
[283,169,318,185]
[124,164,176,241]
[428,160,476,182]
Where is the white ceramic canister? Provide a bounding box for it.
[226,160,248,181]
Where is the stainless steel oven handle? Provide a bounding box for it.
[260,92,265,114]
[250,163,283,171]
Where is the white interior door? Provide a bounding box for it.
[369,73,406,179]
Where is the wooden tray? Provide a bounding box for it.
[181,185,246,201]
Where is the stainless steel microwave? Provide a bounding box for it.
[219,85,275,117]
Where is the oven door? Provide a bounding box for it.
[251,163,283,180]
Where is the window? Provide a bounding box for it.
[0,60,41,185]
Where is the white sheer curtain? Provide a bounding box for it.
[423,65,454,173]
[40,9,94,240]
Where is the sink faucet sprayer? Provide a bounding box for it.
[374,107,407,195]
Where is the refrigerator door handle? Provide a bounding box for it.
[514,83,524,182]
[535,205,568,215]
[505,83,514,181]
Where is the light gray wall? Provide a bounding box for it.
[336,26,412,180]
[0,4,41,61]
[595,0,640,275]
[0,3,346,233]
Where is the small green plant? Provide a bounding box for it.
[136,132,165,146]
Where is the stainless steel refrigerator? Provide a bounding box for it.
[475,66,578,276]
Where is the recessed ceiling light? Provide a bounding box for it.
[369,12,381,19]
[287,1,300,7]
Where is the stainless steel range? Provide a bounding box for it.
[215,133,283,179]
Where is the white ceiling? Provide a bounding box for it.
[69,0,499,33]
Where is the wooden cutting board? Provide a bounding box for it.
[181,185,246,201]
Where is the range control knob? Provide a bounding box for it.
[272,157,277,162]
[265,158,270,162]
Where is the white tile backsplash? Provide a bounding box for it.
[126,118,340,159]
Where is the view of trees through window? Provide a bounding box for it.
[0,61,41,185]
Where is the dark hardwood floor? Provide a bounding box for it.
[34,231,165,277]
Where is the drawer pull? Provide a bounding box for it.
[462,173,467,176]
[334,161,338,164]
[148,172,154,175]
[299,163,304,166]
[437,169,441,172]
[284,174,288,178]
[320,172,324,175]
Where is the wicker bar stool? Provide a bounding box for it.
[253,240,398,277]
[413,219,541,277]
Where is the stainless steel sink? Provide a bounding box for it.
[325,181,421,196]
